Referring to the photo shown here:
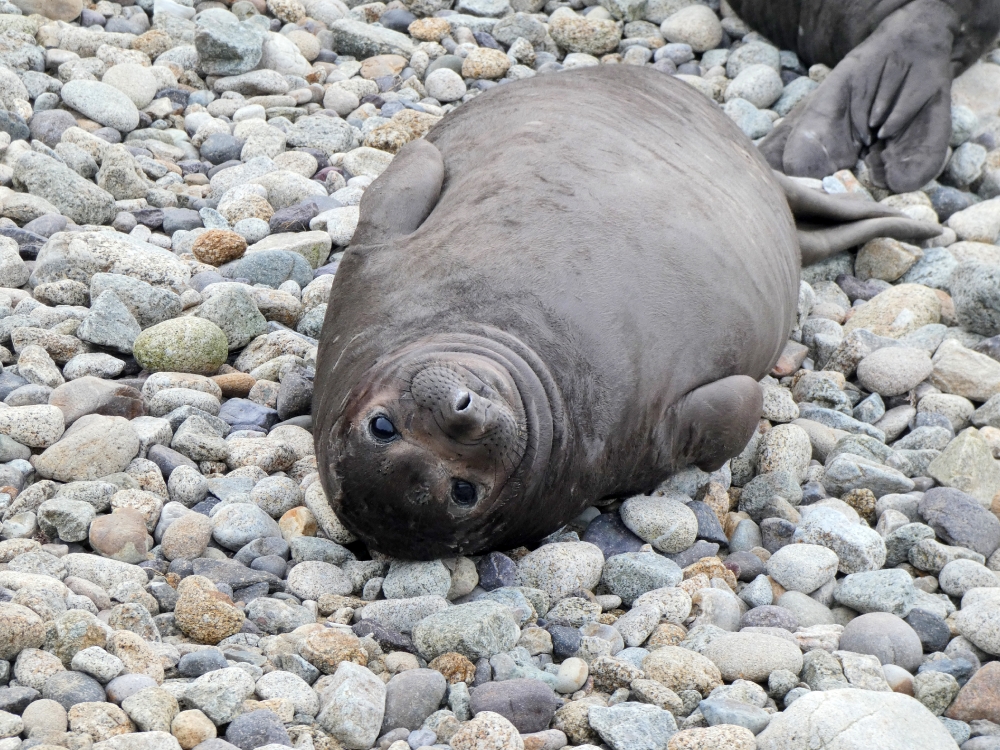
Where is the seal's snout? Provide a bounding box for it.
[443,387,491,436]
[411,364,501,441]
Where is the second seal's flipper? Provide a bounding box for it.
[756,97,803,174]
[352,139,445,247]
[775,171,943,265]
[760,0,958,193]
[776,170,897,222]
[863,85,953,194]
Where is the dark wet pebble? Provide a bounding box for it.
[546,624,581,660]
[43,671,105,710]
[225,709,292,750]
[469,678,562,733]
[269,203,318,234]
[725,551,766,582]
[836,273,891,302]
[665,540,720,569]
[741,604,798,631]
[0,685,39,713]
[377,7,416,32]
[147,444,199,478]
[352,620,415,654]
[582,512,645,559]
[761,518,797,553]
[162,207,203,234]
[688,500,729,545]
[917,657,978,687]
[179,649,230,677]
[476,551,518,591]
[201,134,244,165]
[219,398,281,432]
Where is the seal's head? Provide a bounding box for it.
[327,347,534,558]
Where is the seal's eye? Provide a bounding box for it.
[451,479,478,507]
[369,416,397,441]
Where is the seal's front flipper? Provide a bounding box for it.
[762,0,957,193]
[352,139,445,246]
[673,375,762,472]
[767,67,860,180]
[775,171,943,265]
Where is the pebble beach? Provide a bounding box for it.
[0,0,998,749]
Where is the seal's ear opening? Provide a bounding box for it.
[351,138,445,246]
[774,170,942,265]
[673,375,763,472]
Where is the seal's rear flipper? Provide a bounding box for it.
[673,375,762,472]
[760,0,958,193]
[775,171,943,266]
[352,139,445,246]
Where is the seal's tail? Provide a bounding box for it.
[773,170,943,266]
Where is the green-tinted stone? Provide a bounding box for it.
[132,317,228,375]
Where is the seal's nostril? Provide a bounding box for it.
[455,391,471,411]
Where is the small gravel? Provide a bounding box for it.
[0,2,994,749]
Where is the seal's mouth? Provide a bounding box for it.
[320,331,559,558]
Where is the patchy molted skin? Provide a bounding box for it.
[312,66,940,559]
[727,0,1000,192]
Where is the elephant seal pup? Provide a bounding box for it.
[313,66,939,559]
[726,0,1000,193]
